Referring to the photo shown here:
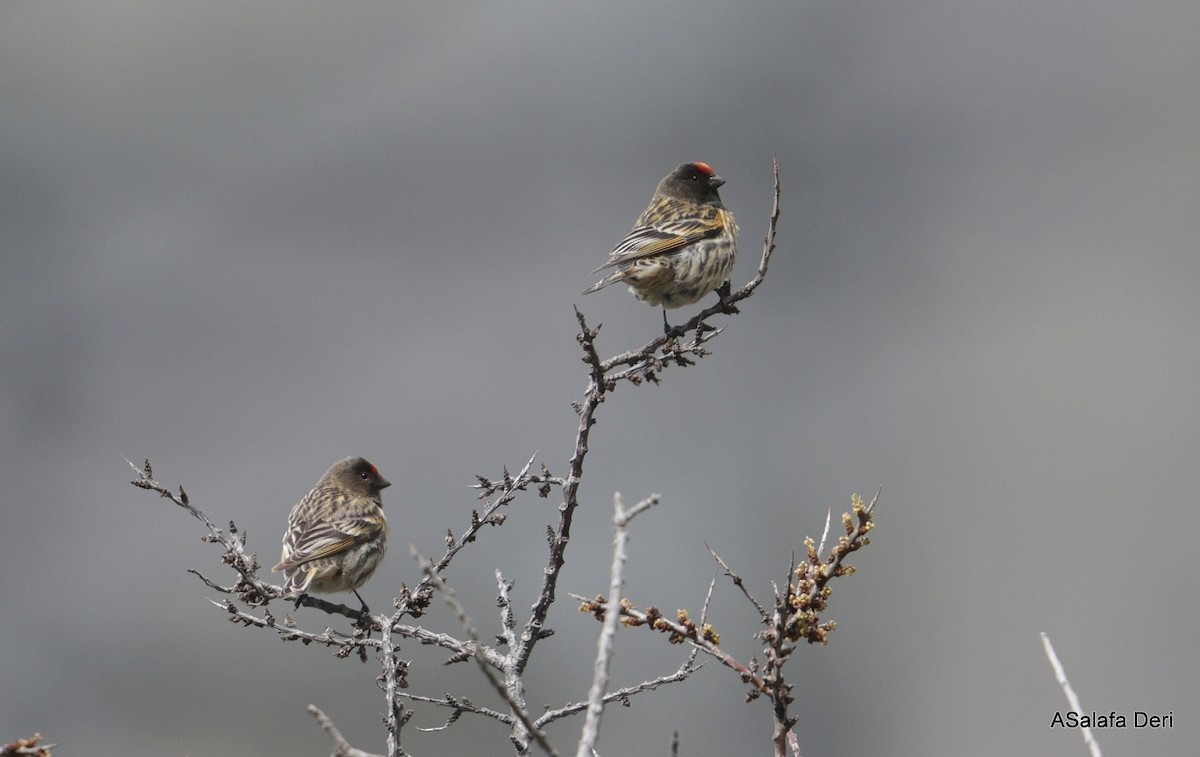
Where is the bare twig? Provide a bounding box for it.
[211,599,378,657]
[308,704,388,757]
[1041,633,1103,757]
[408,693,514,730]
[706,543,769,624]
[575,493,660,757]
[537,655,702,728]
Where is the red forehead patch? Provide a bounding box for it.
[693,162,715,175]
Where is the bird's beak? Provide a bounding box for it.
[708,174,726,189]
[379,477,392,489]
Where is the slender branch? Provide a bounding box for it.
[210,599,378,656]
[575,493,660,757]
[538,656,702,728]
[1041,633,1103,757]
[706,543,769,624]
[742,155,782,299]
[308,705,387,757]
[406,693,514,730]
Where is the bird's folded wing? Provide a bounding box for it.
[275,517,383,570]
[592,215,725,273]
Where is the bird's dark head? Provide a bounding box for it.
[658,162,726,204]
[329,456,391,496]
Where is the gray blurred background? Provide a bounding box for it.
[2,1,1197,755]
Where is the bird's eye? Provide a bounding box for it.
[360,471,371,480]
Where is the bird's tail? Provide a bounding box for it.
[582,270,624,295]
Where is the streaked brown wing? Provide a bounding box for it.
[275,516,383,570]
[594,214,725,273]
